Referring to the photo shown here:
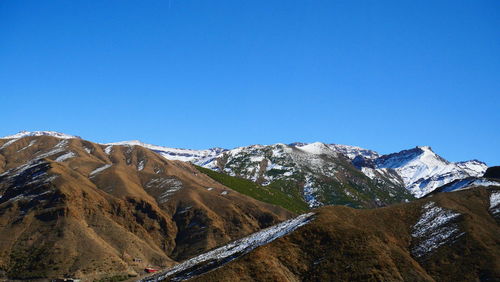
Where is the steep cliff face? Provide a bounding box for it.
[484,166,500,179]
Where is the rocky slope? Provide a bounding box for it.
[166,186,500,281]
[0,135,293,280]
[204,142,413,208]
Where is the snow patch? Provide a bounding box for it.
[303,177,322,208]
[0,138,20,150]
[146,178,183,203]
[1,131,78,140]
[107,140,225,166]
[17,140,37,152]
[411,202,464,257]
[89,164,112,177]
[361,167,376,179]
[328,144,379,160]
[137,160,146,171]
[140,212,315,282]
[104,145,113,155]
[489,191,500,216]
[296,142,335,155]
[55,151,76,162]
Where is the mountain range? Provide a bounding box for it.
[0,131,498,281]
[107,134,490,206]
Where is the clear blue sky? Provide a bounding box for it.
[1,0,499,165]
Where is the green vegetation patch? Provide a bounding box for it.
[195,166,309,213]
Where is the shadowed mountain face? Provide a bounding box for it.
[189,187,500,282]
[484,166,500,179]
[0,136,293,280]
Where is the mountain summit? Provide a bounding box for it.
[367,146,487,197]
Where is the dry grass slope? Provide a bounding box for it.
[0,136,293,280]
[192,187,500,281]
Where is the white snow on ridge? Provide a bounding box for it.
[471,179,500,188]
[0,138,20,150]
[89,164,112,177]
[55,151,76,162]
[107,140,225,166]
[456,160,489,176]
[17,140,37,152]
[137,160,146,171]
[104,145,113,155]
[361,167,377,179]
[438,178,500,193]
[297,142,336,155]
[0,140,71,184]
[0,159,58,196]
[411,202,464,258]
[373,146,487,197]
[489,191,500,216]
[35,140,69,160]
[140,212,315,282]
[328,144,380,160]
[1,131,78,139]
[146,177,184,203]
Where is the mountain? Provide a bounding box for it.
[149,185,499,281]
[1,132,491,205]
[0,131,497,280]
[0,135,293,280]
[107,139,488,202]
[206,142,414,208]
[363,146,488,197]
[108,140,413,209]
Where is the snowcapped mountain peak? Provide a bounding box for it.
[366,146,488,197]
[295,142,335,155]
[1,131,79,140]
[375,146,447,170]
[328,144,380,160]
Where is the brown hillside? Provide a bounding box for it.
[0,136,293,280]
[192,187,500,282]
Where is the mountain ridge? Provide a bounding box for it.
[1,131,490,201]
